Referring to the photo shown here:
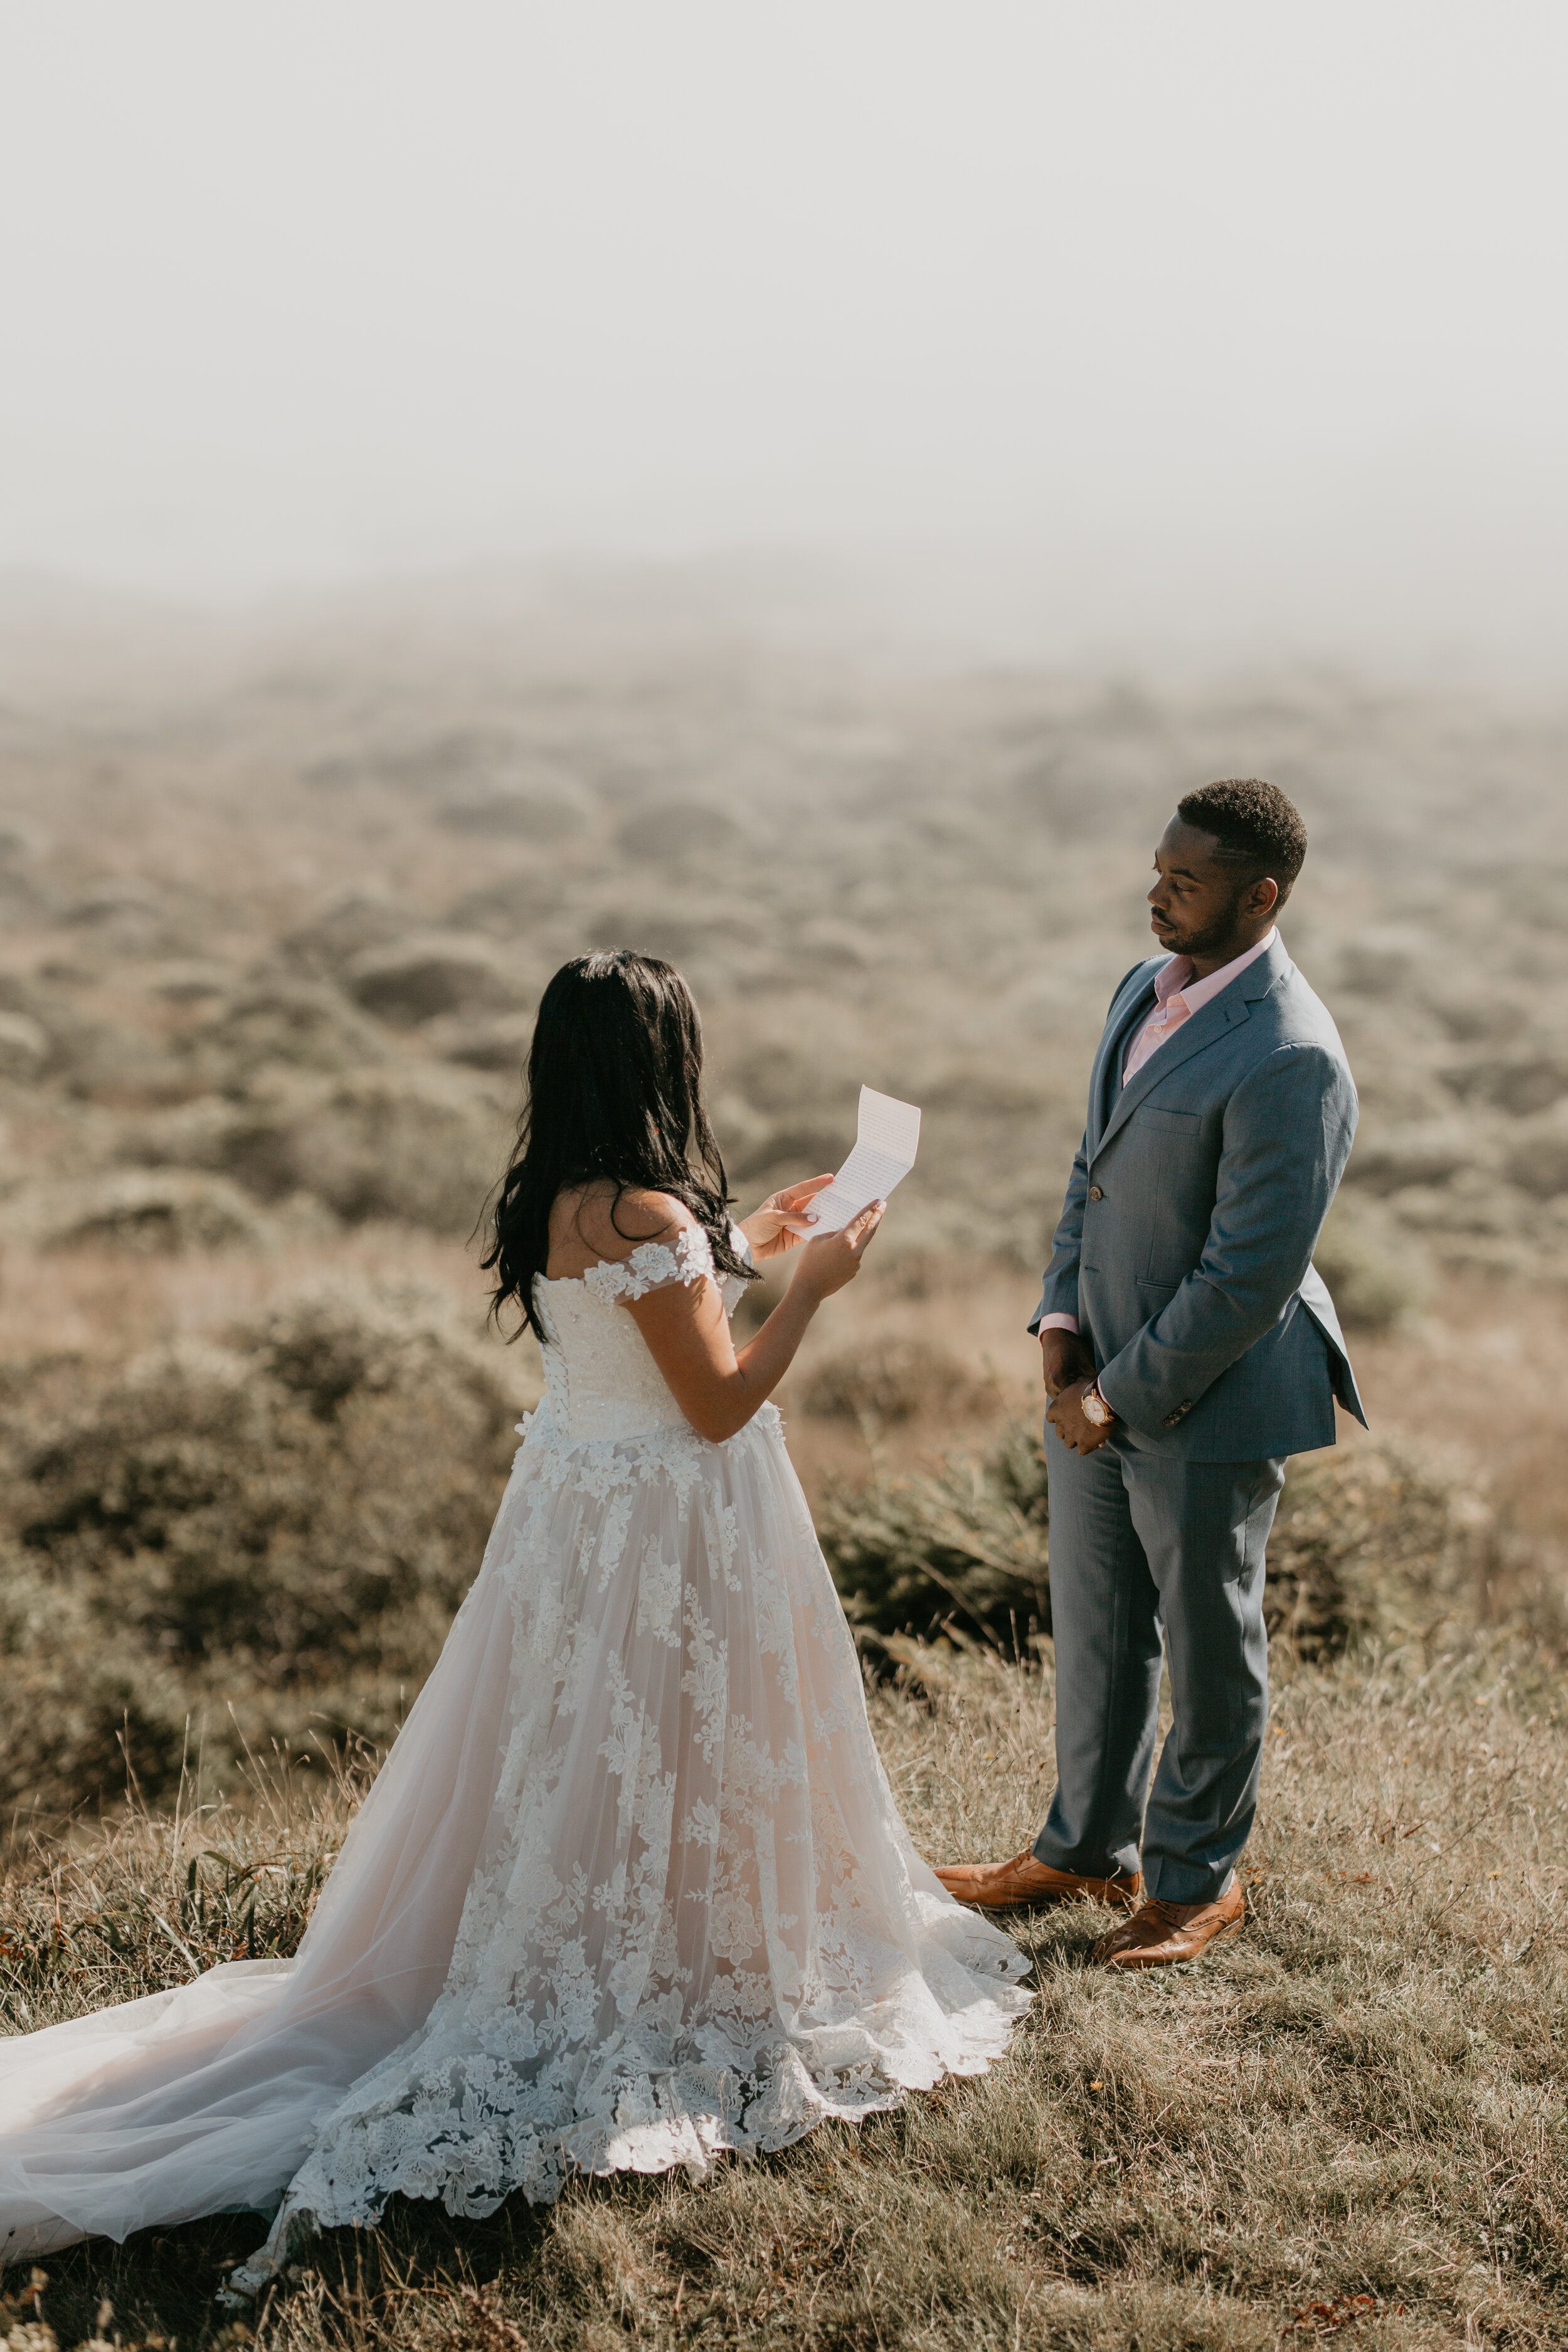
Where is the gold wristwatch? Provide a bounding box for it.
[1080,1381,1115,1428]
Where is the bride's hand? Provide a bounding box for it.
[741,1173,835,1261]
[789,1199,885,1300]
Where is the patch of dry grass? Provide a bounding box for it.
[0,1229,506,1370]
[6,1633,1565,2350]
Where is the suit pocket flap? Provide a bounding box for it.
[1137,1106,1200,1134]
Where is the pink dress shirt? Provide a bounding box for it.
[1040,929,1278,1339]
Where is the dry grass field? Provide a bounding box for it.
[2,578,1566,2344]
[4,1621,1564,2350]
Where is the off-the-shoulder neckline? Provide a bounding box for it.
[537,1226,710,1288]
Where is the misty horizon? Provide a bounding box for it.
[3,3,1565,672]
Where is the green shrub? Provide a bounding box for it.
[818,1421,1485,1668]
[0,1285,534,1820]
[818,1423,1051,1652]
[800,1336,987,1426]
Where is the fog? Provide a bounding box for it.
[3,1,1566,664]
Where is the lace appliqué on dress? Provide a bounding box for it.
[246,1216,1030,2256]
[581,1225,716,1306]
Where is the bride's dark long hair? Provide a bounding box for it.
[483,949,756,1342]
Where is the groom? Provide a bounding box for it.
[938,780,1364,1968]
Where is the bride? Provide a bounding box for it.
[1,950,1030,2293]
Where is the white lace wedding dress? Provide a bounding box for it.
[1,1229,1030,2280]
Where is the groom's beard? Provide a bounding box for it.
[1151,881,1253,961]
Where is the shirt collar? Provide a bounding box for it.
[1153,926,1278,1014]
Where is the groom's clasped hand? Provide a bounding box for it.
[938,780,1364,1973]
[1041,1325,1111,1456]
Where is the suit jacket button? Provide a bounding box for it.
[1088,1185,1104,1201]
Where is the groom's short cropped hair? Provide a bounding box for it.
[1177,779,1308,901]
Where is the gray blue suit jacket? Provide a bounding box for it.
[1030,936,1367,1462]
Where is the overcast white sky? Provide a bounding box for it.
[2,2,1565,662]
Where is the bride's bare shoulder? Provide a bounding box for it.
[546,1182,698,1278]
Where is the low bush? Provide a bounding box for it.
[1,1170,271,1256]
[0,1283,534,1822]
[344,934,526,1026]
[800,1335,988,1426]
[818,1422,1051,1651]
[818,1422,1490,1665]
[178,977,389,1084]
[124,1066,512,1234]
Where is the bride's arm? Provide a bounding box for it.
[626,1201,884,1443]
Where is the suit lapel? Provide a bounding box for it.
[1091,968,1160,1152]
[1092,937,1292,1162]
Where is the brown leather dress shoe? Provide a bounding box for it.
[1091,1879,1246,1968]
[934,1849,1142,1912]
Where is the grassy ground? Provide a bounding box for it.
[4,1625,1565,2351]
